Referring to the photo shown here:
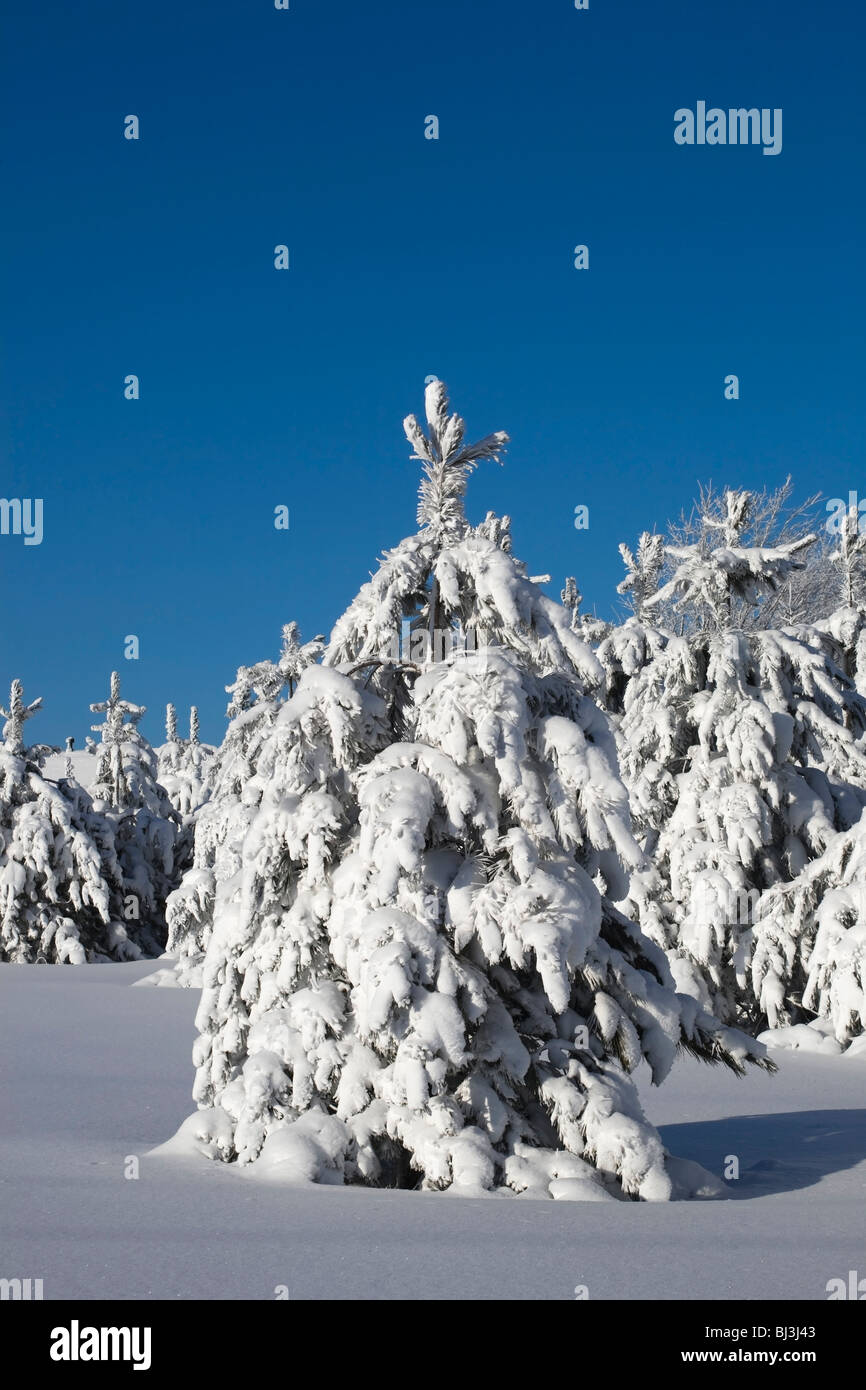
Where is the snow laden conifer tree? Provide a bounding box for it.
[750,822,866,1050]
[171,382,769,1200]
[747,500,866,1043]
[829,498,866,611]
[616,490,866,1027]
[163,624,324,981]
[0,680,119,963]
[810,502,866,699]
[88,671,181,954]
[597,532,669,717]
[0,679,41,769]
[158,704,216,818]
[594,536,674,851]
[560,577,610,646]
[155,704,217,924]
[156,703,183,814]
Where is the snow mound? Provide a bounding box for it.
[757,1021,844,1055]
[133,955,204,989]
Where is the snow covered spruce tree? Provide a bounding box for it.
[829,497,866,611]
[750,821,866,1049]
[171,382,769,1200]
[163,624,324,979]
[747,502,866,1043]
[560,577,610,646]
[809,502,866,699]
[0,680,120,963]
[157,702,181,783]
[596,532,669,717]
[88,671,181,954]
[158,704,216,818]
[655,477,835,631]
[615,490,866,1026]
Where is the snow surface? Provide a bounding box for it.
[1,960,864,1300]
[40,746,179,793]
[40,749,101,789]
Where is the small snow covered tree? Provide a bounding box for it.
[742,507,866,1040]
[615,490,866,1026]
[597,533,670,717]
[0,679,42,758]
[89,671,181,951]
[561,576,579,624]
[651,489,818,630]
[158,703,216,820]
[91,672,161,812]
[803,504,866,706]
[560,577,610,645]
[172,383,769,1201]
[157,703,183,787]
[830,500,866,610]
[751,819,866,1048]
[179,706,216,814]
[0,681,131,963]
[618,532,665,621]
[164,627,324,977]
[658,477,834,630]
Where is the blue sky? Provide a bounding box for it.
[2,0,864,747]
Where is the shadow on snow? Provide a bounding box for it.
[659,1109,866,1198]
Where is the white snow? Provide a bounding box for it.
[40,748,101,789]
[1,958,863,1300]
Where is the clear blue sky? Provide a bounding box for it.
[2,0,864,747]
